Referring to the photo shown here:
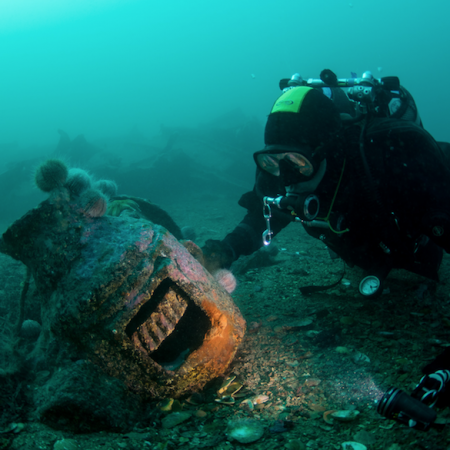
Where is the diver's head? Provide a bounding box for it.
[254,86,341,188]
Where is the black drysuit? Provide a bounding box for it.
[222,117,450,281]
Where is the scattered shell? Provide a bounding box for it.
[215,395,235,405]
[194,410,207,418]
[227,418,264,444]
[53,438,79,450]
[336,346,350,354]
[161,412,191,429]
[304,378,321,387]
[249,321,262,331]
[352,352,370,363]
[186,393,204,405]
[299,351,313,359]
[158,398,174,412]
[221,381,243,397]
[309,403,326,412]
[341,442,367,450]
[286,360,299,367]
[305,330,320,337]
[6,423,25,434]
[171,400,183,412]
[284,335,299,346]
[239,399,254,411]
[331,410,360,422]
[323,410,337,424]
[217,376,236,394]
[249,394,269,405]
[233,388,251,398]
[283,318,313,330]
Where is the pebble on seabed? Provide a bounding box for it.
[161,412,192,429]
[341,442,367,450]
[227,418,264,444]
[332,410,360,422]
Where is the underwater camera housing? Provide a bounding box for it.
[279,70,402,118]
[377,370,450,431]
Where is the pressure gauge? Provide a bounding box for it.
[359,275,382,297]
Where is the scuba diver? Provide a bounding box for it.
[201,69,450,298]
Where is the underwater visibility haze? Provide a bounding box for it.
[0,1,450,448]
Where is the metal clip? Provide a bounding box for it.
[262,197,273,246]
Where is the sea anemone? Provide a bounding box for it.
[213,269,237,294]
[93,179,118,199]
[34,159,68,192]
[79,188,108,218]
[65,168,92,196]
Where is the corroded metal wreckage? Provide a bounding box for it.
[0,187,246,399]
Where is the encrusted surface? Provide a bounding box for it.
[0,189,246,398]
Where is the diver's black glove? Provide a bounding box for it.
[201,239,235,273]
[422,347,450,408]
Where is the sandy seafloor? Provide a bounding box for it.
[0,194,449,450]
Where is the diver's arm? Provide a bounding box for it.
[202,176,292,272]
[222,193,291,259]
[202,207,290,272]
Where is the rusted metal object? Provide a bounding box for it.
[1,188,245,398]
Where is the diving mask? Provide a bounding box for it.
[254,145,317,180]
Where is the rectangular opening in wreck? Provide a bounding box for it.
[125,278,211,370]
